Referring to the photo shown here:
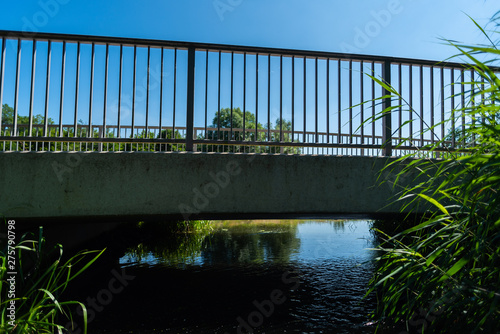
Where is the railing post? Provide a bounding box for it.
[186,47,195,152]
[98,126,103,152]
[382,60,392,156]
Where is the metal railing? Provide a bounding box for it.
[0,30,492,156]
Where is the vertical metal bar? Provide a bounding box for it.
[291,56,295,142]
[204,50,208,139]
[243,52,246,141]
[88,42,94,138]
[255,53,258,142]
[118,44,123,138]
[103,43,110,138]
[157,47,164,141]
[0,37,5,130]
[326,58,329,143]
[186,47,195,152]
[280,55,283,142]
[73,42,80,139]
[398,63,402,143]
[267,54,271,142]
[132,45,137,138]
[371,61,375,145]
[59,42,66,138]
[360,61,364,144]
[29,39,37,137]
[349,60,352,144]
[303,57,307,142]
[382,60,392,156]
[440,67,445,144]
[409,65,413,144]
[217,50,221,137]
[172,48,177,139]
[338,60,341,144]
[315,57,318,143]
[420,65,424,147]
[13,38,21,138]
[145,46,150,135]
[430,66,434,144]
[43,41,51,138]
[451,68,455,148]
[230,51,234,140]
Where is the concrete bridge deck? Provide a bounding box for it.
[0,151,422,223]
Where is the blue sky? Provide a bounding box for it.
[0,1,498,144]
[1,0,498,60]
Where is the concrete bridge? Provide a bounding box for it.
[1,151,423,223]
[0,30,473,222]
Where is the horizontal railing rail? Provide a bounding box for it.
[1,123,458,156]
[0,30,480,67]
[0,30,494,156]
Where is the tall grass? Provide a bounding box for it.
[367,18,500,333]
[0,226,104,333]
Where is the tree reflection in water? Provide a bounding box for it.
[121,220,346,267]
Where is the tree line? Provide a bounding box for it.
[1,104,299,153]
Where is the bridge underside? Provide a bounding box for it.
[0,152,424,223]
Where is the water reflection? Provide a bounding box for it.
[120,220,360,267]
[121,220,373,268]
[120,220,214,267]
[89,220,377,333]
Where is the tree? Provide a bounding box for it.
[1,103,55,126]
[156,128,185,152]
[1,103,14,124]
[199,108,300,154]
[1,104,58,151]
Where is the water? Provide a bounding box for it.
[68,220,378,333]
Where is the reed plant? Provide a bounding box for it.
[366,17,500,333]
[0,226,104,333]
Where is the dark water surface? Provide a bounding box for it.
[68,220,378,334]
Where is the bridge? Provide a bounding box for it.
[0,30,480,222]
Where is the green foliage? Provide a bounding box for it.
[0,107,187,152]
[1,104,14,125]
[155,129,185,152]
[1,104,55,127]
[367,19,500,333]
[123,220,214,266]
[1,104,302,154]
[199,108,301,154]
[0,226,104,333]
